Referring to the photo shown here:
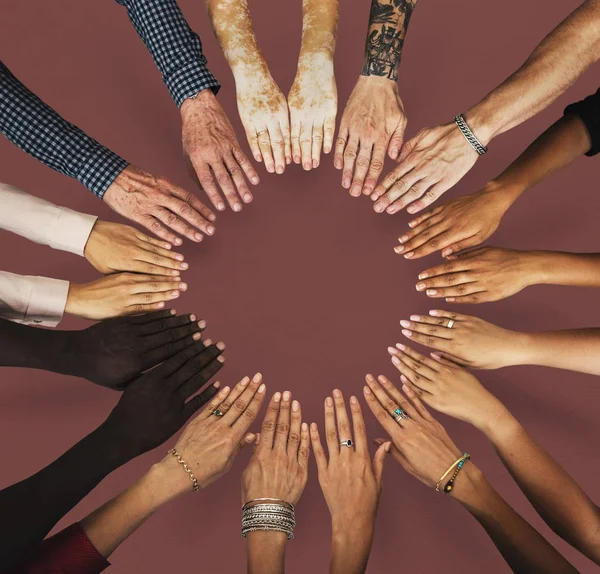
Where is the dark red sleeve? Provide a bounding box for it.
[5,523,110,574]
[564,87,600,156]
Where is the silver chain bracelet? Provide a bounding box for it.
[454,113,488,155]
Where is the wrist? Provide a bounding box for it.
[473,400,515,437]
[463,102,499,147]
[64,283,84,317]
[480,179,524,211]
[356,73,398,91]
[180,89,217,119]
[522,251,559,285]
[142,455,194,509]
[449,462,489,507]
[232,60,272,90]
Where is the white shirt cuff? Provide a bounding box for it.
[48,208,98,256]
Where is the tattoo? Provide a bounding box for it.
[361,0,416,81]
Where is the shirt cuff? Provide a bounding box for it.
[77,146,129,199]
[25,276,69,327]
[48,208,98,257]
[164,58,221,108]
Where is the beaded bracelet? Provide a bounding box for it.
[436,453,468,492]
[442,454,470,495]
[167,448,199,492]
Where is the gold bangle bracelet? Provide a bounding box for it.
[168,448,199,493]
[436,454,468,492]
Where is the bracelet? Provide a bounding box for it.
[241,499,296,540]
[436,453,469,492]
[454,113,487,155]
[167,448,199,493]
[443,454,471,494]
[243,498,295,512]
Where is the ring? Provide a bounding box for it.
[213,409,224,417]
[256,129,268,137]
[393,408,409,422]
[339,439,353,447]
[446,319,455,329]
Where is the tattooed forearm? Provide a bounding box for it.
[361,0,417,81]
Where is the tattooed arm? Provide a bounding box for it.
[204,0,290,175]
[334,0,418,197]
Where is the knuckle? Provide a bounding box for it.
[276,422,290,434]
[298,446,310,459]
[233,399,246,413]
[288,431,301,443]
[165,213,178,226]
[457,284,468,294]
[356,157,370,168]
[326,429,338,442]
[343,149,357,160]
[217,173,231,185]
[243,408,256,420]
[262,419,276,432]
[426,336,437,346]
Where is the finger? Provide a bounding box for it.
[135,232,173,251]
[341,135,359,189]
[300,122,313,171]
[216,375,251,416]
[134,252,185,276]
[323,116,336,155]
[401,383,436,422]
[392,358,436,395]
[362,382,400,437]
[154,339,208,377]
[197,383,232,419]
[125,301,170,314]
[144,331,203,366]
[246,129,263,164]
[182,380,221,419]
[362,144,386,196]
[372,441,391,488]
[129,275,182,293]
[310,423,328,473]
[176,344,225,399]
[394,217,446,255]
[128,289,181,307]
[389,343,440,374]
[224,153,252,208]
[349,143,373,197]
[193,165,226,212]
[288,399,302,457]
[324,396,339,459]
[298,422,311,468]
[373,170,423,213]
[274,390,292,451]
[231,378,267,437]
[238,433,258,451]
[405,231,478,260]
[153,207,206,244]
[166,186,217,236]
[221,373,263,425]
[374,374,420,421]
[374,438,410,468]
[290,119,301,164]
[431,350,470,367]
[424,283,486,301]
[401,327,453,354]
[128,308,176,324]
[373,161,415,200]
[385,178,433,215]
[331,389,353,451]
[406,182,449,215]
[415,271,477,294]
[311,123,324,168]
[141,215,181,245]
[211,163,241,212]
[233,146,260,187]
[257,129,276,173]
[400,316,455,340]
[349,395,368,456]
[143,312,203,340]
[427,309,469,321]
[269,124,287,174]
[333,123,349,170]
[388,124,405,160]
[258,391,282,452]
[280,119,292,166]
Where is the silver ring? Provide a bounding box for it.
[339,439,353,448]
[393,408,409,422]
[446,319,455,329]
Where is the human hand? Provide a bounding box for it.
[371,121,480,215]
[363,374,463,490]
[415,247,539,303]
[84,221,187,276]
[68,310,208,390]
[103,340,225,458]
[335,76,406,197]
[388,344,507,430]
[181,90,259,213]
[395,189,511,260]
[65,273,185,320]
[103,165,216,245]
[237,73,291,174]
[398,310,530,369]
[288,57,337,170]
[242,390,310,505]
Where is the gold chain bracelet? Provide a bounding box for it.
[168,448,199,492]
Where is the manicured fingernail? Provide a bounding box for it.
[363,385,371,395]
[416,283,426,291]
[179,283,187,290]
[253,373,262,383]
[310,422,318,431]
[402,384,411,393]
[233,203,242,212]
[325,397,333,407]
[408,221,417,228]
[396,343,406,351]
[400,320,410,328]
[276,165,284,174]
[350,396,358,405]
[394,245,405,254]
[221,385,230,394]
[407,205,418,214]
[283,391,291,401]
[198,319,206,329]
[258,383,266,393]
[333,389,341,398]
[386,205,398,214]
[426,289,437,296]
[431,352,442,360]
[192,332,202,340]
[274,392,281,402]
[207,226,215,235]
[267,164,275,173]
[175,238,183,245]
[302,422,308,431]
[429,310,441,316]
[240,376,250,387]
[255,154,262,162]
[410,315,420,321]
[170,291,180,298]
[286,156,292,164]
[402,329,413,338]
[180,262,189,269]
[244,194,253,202]
[387,346,398,355]
[442,249,453,257]
[175,254,184,261]
[294,155,301,164]
[419,272,428,280]
[194,233,203,241]
[217,202,225,211]
[303,162,312,171]
[245,433,256,443]
[313,159,319,168]
[170,309,177,315]
[212,381,221,389]
[217,356,225,363]
[374,202,384,213]
[404,252,414,259]
[204,338,213,346]
[399,235,409,243]
[342,178,350,188]
[392,356,401,365]
[216,341,225,351]
[446,297,456,302]
[251,176,259,184]
[292,400,299,411]
[157,302,165,308]
[400,374,408,383]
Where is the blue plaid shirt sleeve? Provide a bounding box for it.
[0,62,129,199]
[115,0,220,108]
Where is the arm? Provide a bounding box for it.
[204,0,290,176]
[287,0,339,170]
[247,533,287,574]
[335,0,418,197]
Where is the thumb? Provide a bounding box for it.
[238,432,257,452]
[442,236,483,258]
[388,126,406,160]
[372,441,392,487]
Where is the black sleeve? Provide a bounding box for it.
[564,87,600,157]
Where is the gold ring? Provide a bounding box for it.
[256,129,268,137]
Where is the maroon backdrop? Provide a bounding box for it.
[1,1,599,572]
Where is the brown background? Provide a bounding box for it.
[1,1,600,572]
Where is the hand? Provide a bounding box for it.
[103,165,216,245]
[334,76,406,197]
[69,310,209,389]
[103,340,225,458]
[395,189,511,260]
[84,221,187,276]
[171,374,267,491]
[363,374,463,490]
[288,58,337,170]
[398,310,529,369]
[242,390,310,505]
[237,73,291,174]
[310,390,388,530]
[388,344,507,430]
[65,273,185,320]
[415,247,538,303]
[181,90,259,213]
[371,121,479,215]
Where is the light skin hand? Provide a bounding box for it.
[84,220,187,277]
[398,310,529,369]
[181,90,259,213]
[396,188,512,260]
[415,247,540,303]
[335,77,406,197]
[65,273,185,320]
[103,165,216,245]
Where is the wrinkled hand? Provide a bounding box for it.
[396,190,510,260]
[372,122,479,215]
[237,74,291,174]
[335,76,406,197]
[65,273,185,320]
[388,344,505,429]
[181,90,259,213]
[398,310,528,369]
[84,221,187,276]
[68,310,208,389]
[172,374,267,490]
[103,340,225,458]
[363,374,462,489]
[415,247,536,303]
[103,165,216,245]
[242,390,310,505]
[288,57,337,170]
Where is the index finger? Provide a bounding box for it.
[168,183,217,232]
[362,144,387,196]
[191,163,226,212]
[258,392,282,452]
[349,396,368,456]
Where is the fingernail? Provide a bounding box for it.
[431,352,442,360]
[303,162,311,171]
[313,159,319,168]
[408,221,417,228]
[251,176,259,184]
[387,346,398,355]
[189,313,196,321]
[342,178,350,188]
[402,384,411,393]
[217,202,225,211]
[221,385,230,394]
[276,165,284,174]
[429,310,441,316]
[416,283,426,291]
[252,373,262,383]
[198,319,206,329]
[283,391,291,401]
[302,422,308,431]
[292,400,299,412]
[240,376,250,387]
[395,343,406,351]
[407,205,418,214]
[404,252,414,259]
[333,389,341,398]
[325,397,333,407]
[295,155,301,164]
[245,434,255,443]
[274,392,282,402]
[207,226,215,235]
[426,289,437,296]
[410,315,420,321]
[213,381,220,388]
[157,302,165,308]
[350,396,358,405]
[447,297,456,302]
[181,262,189,269]
[170,291,180,298]
[402,329,413,338]
[399,235,409,243]
[373,202,384,213]
[392,356,401,365]
[204,338,213,346]
[385,442,391,453]
[310,422,318,431]
[216,341,225,351]
[400,374,408,383]
[442,249,452,257]
[244,194,252,202]
[192,333,201,340]
[285,156,292,164]
[217,356,225,363]
[176,254,184,261]
[394,245,404,254]
[386,205,398,214]
[233,203,242,212]
[350,186,360,196]
[363,385,371,395]
[419,273,428,280]
[258,383,266,393]
[267,164,275,173]
[194,233,203,241]
[179,283,187,290]
[400,320,410,328]
[175,238,183,245]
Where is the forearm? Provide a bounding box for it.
[453,464,578,574]
[298,0,339,60]
[478,408,600,564]
[521,251,600,289]
[465,0,600,145]
[247,532,287,574]
[0,423,132,568]
[329,519,374,574]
